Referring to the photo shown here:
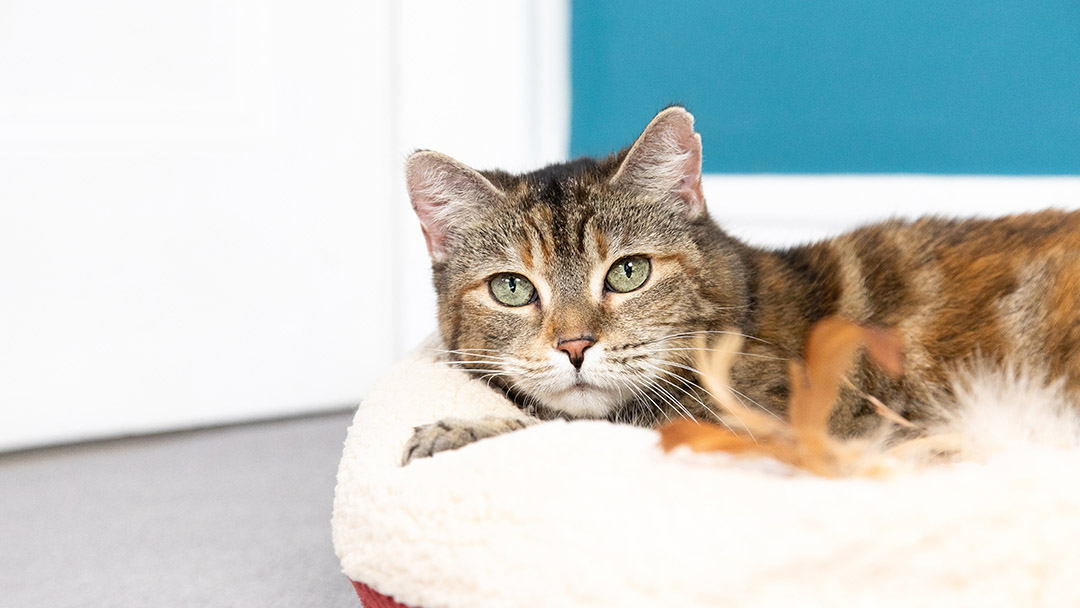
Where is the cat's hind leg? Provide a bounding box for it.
[401,416,534,465]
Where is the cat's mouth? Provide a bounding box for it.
[540,382,621,418]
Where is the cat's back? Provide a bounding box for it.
[826,208,1080,324]
[774,208,1080,322]
[748,209,1080,428]
[904,209,1080,390]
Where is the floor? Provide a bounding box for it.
[0,411,361,607]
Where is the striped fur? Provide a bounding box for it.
[405,107,1080,452]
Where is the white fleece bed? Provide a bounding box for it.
[331,336,1080,608]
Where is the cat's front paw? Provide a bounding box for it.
[401,416,531,465]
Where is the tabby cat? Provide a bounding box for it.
[401,106,1080,464]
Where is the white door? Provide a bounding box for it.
[0,0,398,449]
[0,0,570,451]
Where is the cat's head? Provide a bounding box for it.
[406,107,750,421]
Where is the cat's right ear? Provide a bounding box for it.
[405,151,505,262]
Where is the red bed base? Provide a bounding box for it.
[350,579,417,608]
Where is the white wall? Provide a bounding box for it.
[0,0,569,451]
[706,175,1080,247]
[1,0,406,449]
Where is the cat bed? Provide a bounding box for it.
[331,335,1080,608]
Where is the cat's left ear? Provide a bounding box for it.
[610,106,705,218]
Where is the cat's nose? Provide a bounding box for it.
[557,337,596,370]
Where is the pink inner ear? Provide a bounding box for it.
[405,151,506,262]
[612,109,707,219]
[408,186,452,260]
[418,224,441,258]
[405,155,464,262]
[677,133,705,216]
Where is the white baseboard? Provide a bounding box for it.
[704,174,1080,247]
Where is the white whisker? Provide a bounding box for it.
[640,362,740,434]
[436,352,519,363]
[651,347,790,361]
[627,368,693,422]
[727,386,783,421]
[644,329,778,347]
[624,374,671,424]
[656,358,783,422]
[430,347,504,354]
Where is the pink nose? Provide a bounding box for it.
[557,337,596,370]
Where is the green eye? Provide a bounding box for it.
[489,273,536,307]
[605,256,651,293]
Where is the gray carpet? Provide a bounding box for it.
[0,411,361,607]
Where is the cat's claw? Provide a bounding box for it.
[401,416,531,465]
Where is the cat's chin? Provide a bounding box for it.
[539,384,621,419]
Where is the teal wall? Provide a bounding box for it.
[571,1,1080,174]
